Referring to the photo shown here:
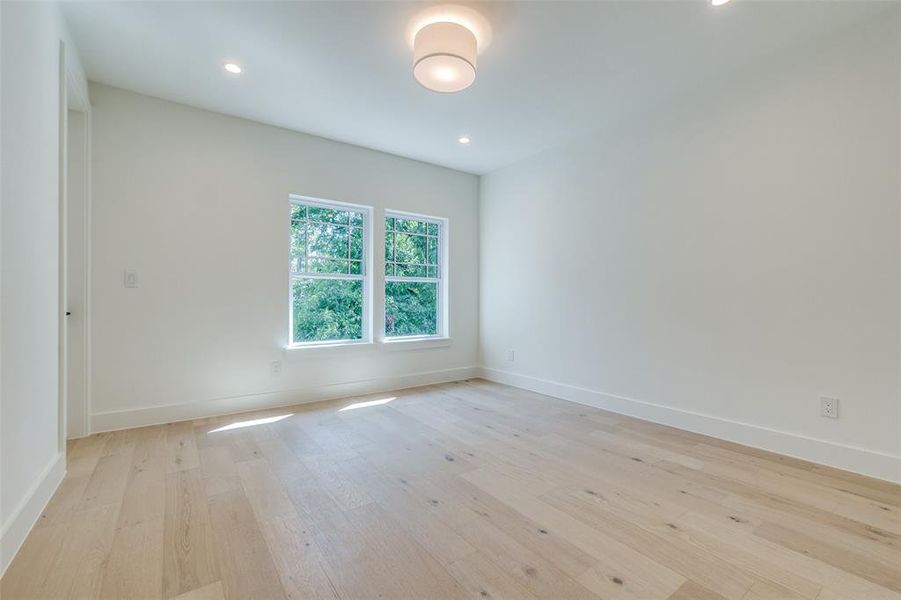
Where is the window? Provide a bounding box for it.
[289,196,370,345]
[384,212,445,338]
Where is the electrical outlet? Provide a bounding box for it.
[506,349,515,362]
[820,397,839,419]
[270,360,282,376]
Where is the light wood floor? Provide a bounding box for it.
[2,379,899,600]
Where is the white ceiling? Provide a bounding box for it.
[61,1,887,174]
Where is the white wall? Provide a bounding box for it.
[480,12,901,482]
[0,0,88,574]
[88,83,479,431]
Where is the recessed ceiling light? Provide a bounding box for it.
[711,0,731,5]
[224,62,242,74]
[458,136,471,144]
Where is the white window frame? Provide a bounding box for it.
[288,194,373,348]
[384,210,448,341]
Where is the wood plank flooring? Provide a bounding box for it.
[2,379,899,599]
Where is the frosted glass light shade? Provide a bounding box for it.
[413,21,477,93]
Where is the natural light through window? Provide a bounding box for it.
[290,196,371,346]
[338,397,396,411]
[384,212,445,338]
[208,414,293,433]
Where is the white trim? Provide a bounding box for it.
[284,340,375,358]
[381,336,452,351]
[58,40,68,450]
[479,367,901,484]
[65,53,90,112]
[896,3,901,492]
[293,272,363,281]
[64,108,91,440]
[385,276,438,284]
[0,453,66,576]
[64,48,92,439]
[90,365,478,433]
[288,193,372,213]
[384,209,445,226]
[83,108,94,437]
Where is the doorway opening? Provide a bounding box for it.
[59,41,91,444]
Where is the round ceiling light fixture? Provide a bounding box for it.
[223,62,242,74]
[408,5,491,94]
[414,22,476,93]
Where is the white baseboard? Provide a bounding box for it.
[91,365,479,433]
[1,452,66,577]
[480,367,901,484]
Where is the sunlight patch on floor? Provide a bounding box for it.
[338,397,396,412]
[208,413,293,433]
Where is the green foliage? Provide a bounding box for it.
[293,279,363,343]
[291,206,364,276]
[291,203,366,343]
[384,216,440,336]
[290,205,440,342]
[385,216,439,278]
[385,281,437,337]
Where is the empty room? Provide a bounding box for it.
[1,0,899,598]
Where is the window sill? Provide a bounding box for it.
[284,341,375,359]
[379,337,452,352]
[282,337,451,358]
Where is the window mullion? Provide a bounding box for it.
[298,272,364,281]
[303,212,309,271]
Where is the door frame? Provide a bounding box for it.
[59,41,92,447]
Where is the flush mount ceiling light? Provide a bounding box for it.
[407,4,491,94]
[413,22,476,93]
[458,136,471,144]
[223,62,242,74]
[711,0,731,5]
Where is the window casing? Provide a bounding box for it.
[384,211,446,339]
[289,195,371,346]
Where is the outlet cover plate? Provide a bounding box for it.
[820,397,839,419]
